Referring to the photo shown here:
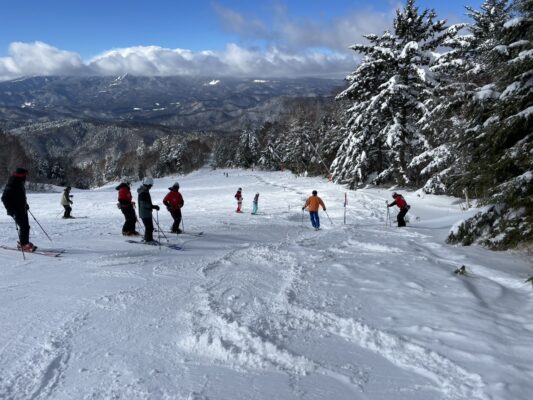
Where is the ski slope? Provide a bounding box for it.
[0,168,531,400]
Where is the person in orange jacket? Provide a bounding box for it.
[302,190,326,230]
[163,182,184,234]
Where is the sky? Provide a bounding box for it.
[0,0,483,80]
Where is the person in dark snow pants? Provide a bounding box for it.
[137,177,159,242]
[60,186,74,218]
[163,182,184,234]
[116,182,139,235]
[1,168,36,252]
[387,192,410,227]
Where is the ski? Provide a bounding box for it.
[182,231,204,237]
[0,245,64,257]
[125,240,183,251]
[165,231,203,237]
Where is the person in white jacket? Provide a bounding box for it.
[60,186,74,218]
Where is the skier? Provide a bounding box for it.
[137,177,159,243]
[116,182,139,236]
[251,193,259,215]
[387,192,410,227]
[60,186,74,218]
[302,190,326,230]
[1,168,36,252]
[235,187,243,213]
[163,182,184,234]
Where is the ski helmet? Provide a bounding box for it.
[169,182,180,190]
[312,190,317,195]
[392,192,398,198]
[238,187,242,191]
[143,177,154,186]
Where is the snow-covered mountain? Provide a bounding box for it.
[0,75,341,131]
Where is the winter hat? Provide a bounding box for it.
[65,186,71,190]
[12,168,29,178]
[238,188,242,191]
[143,177,154,186]
[392,192,398,198]
[169,182,180,190]
[312,190,317,195]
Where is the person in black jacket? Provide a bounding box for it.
[1,168,36,252]
[137,177,159,243]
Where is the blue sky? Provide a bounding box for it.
[0,0,483,79]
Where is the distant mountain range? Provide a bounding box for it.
[0,75,343,132]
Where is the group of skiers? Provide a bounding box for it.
[115,177,184,244]
[1,167,411,252]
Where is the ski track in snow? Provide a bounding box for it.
[0,312,89,400]
[0,168,532,399]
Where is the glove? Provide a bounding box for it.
[153,205,160,211]
[302,207,305,211]
[323,208,326,211]
[25,204,30,210]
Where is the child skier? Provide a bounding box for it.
[251,193,259,215]
[387,192,410,227]
[60,186,74,218]
[302,190,326,230]
[1,168,37,252]
[163,182,184,234]
[137,177,159,243]
[235,188,243,213]
[116,182,139,236]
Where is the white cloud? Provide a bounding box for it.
[0,3,402,81]
[0,42,88,80]
[0,41,357,81]
[214,4,395,53]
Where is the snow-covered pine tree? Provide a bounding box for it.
[448,0,533,249]
[414,1,514,195]
[332,0,459,188]
[235,128,261,168]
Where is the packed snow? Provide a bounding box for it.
[0,167,532,400]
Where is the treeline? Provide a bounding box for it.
[214,0,532,250]
[0,130,211,189]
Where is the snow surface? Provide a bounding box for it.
[1,167,532,400]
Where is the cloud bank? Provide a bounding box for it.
[0,4,396,81]
[0,41,358,81]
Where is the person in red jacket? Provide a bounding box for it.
[234,188,243,213]
[163,182,184,234]
[387,192,410,227]
[116,182,139,236]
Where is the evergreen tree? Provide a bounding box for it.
[448,0,533,249]
[332,0,459,188]
[235,128,261,168]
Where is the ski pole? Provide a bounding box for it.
[385,201,389,227]
[153,213,169,242]
[324,209,333,225]
[156,211,161,250]
[301,209,304,226]
[12,217,25,260]
[181,213,185,233]
[28,209,53,242]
